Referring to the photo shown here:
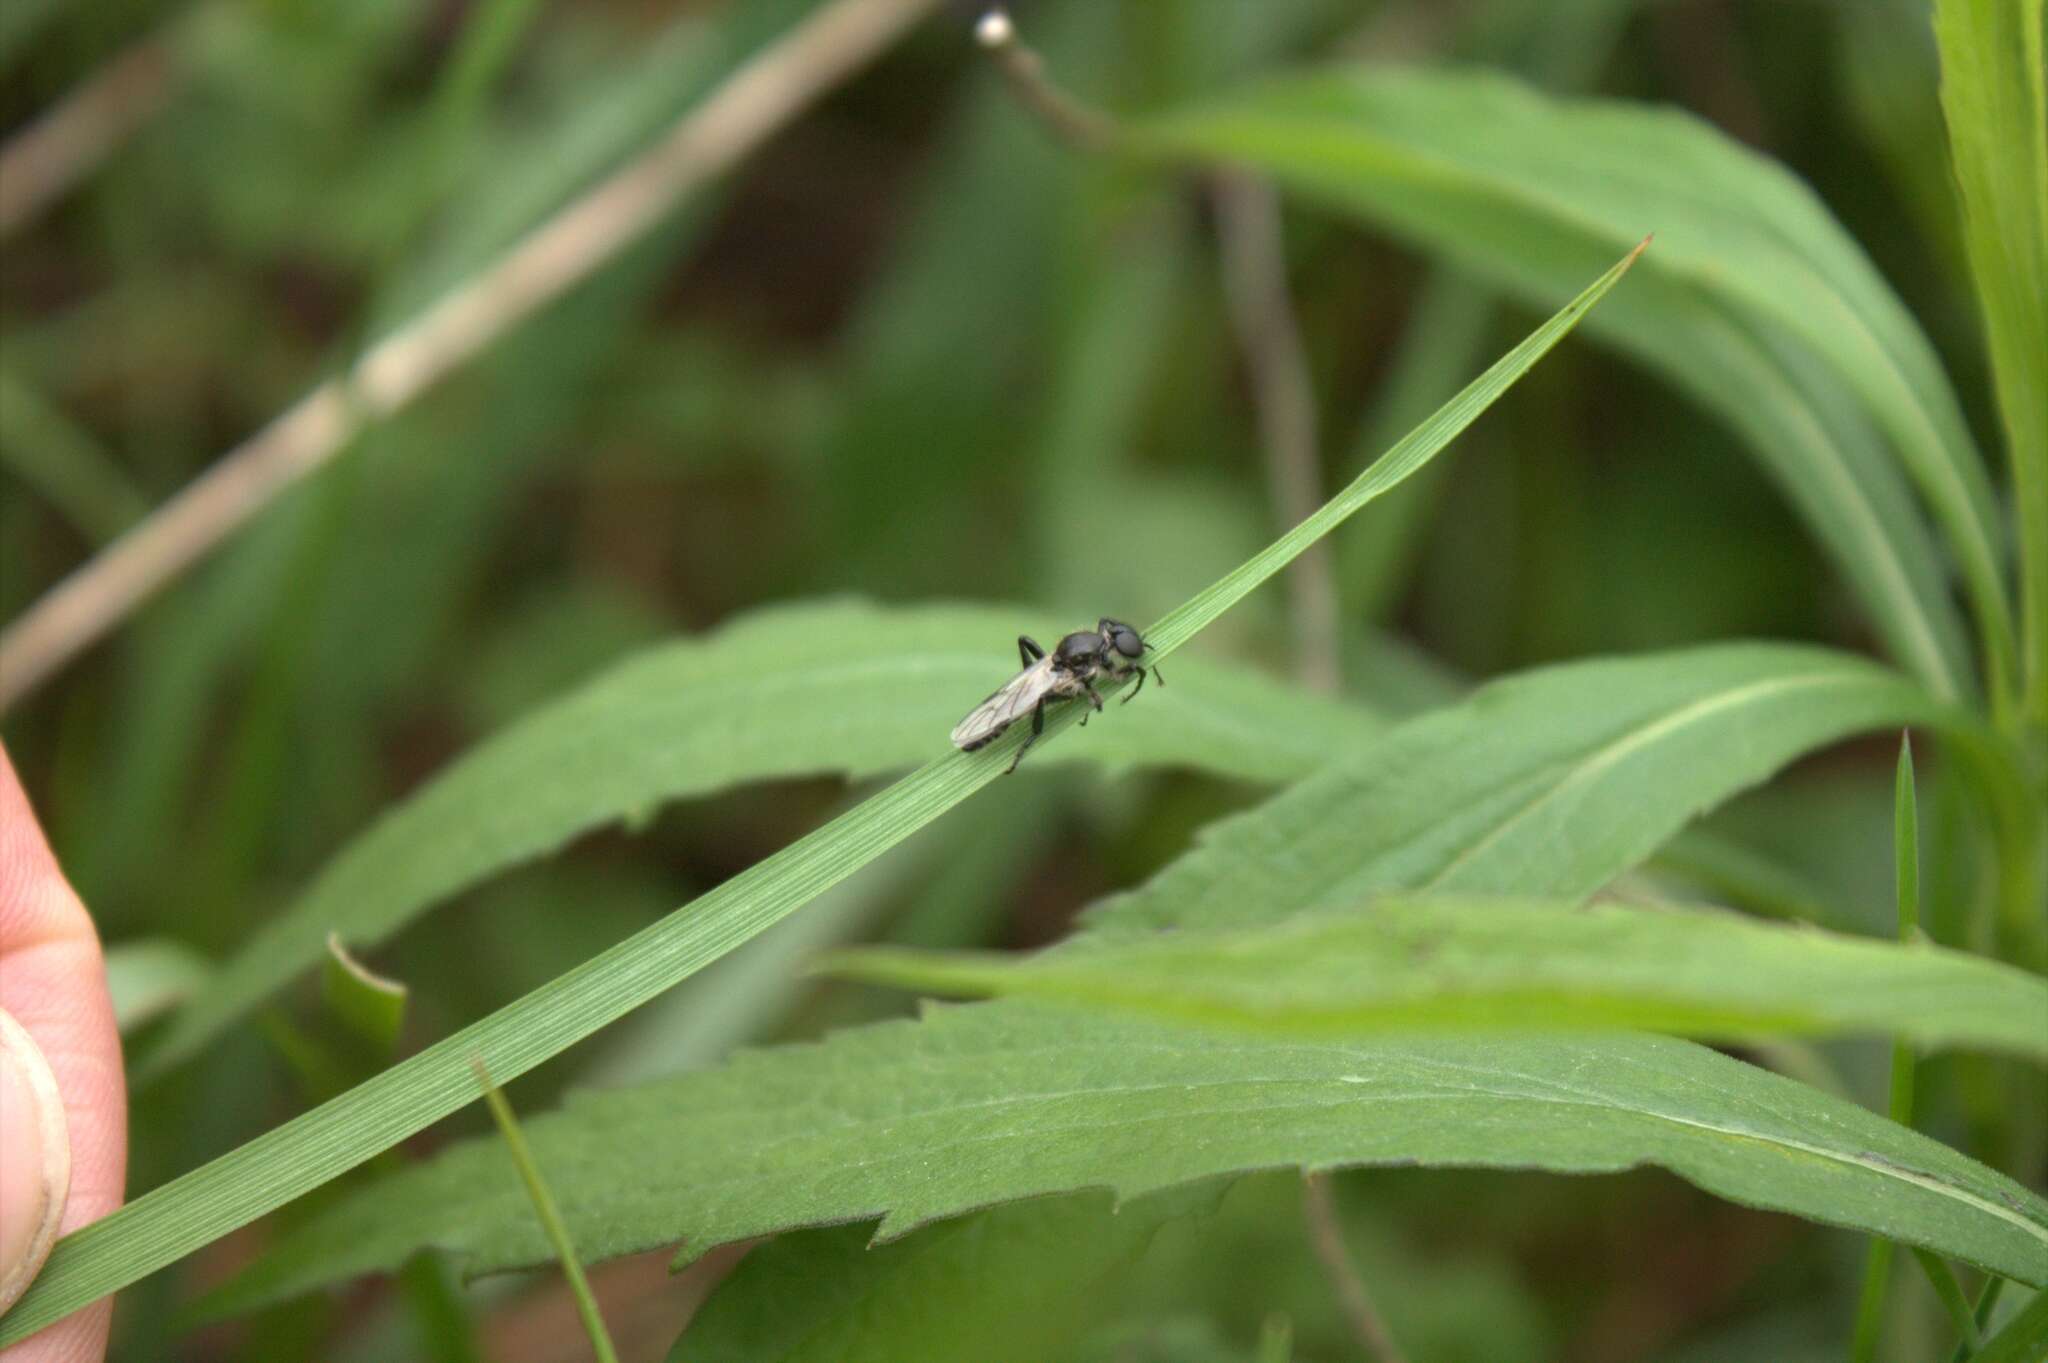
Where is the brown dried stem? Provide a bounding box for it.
[1214,172,1341,693]
[0,0,942,711]
[0,33,179,238]
[972,9,1119,151]
[1302,1172,1409,1363]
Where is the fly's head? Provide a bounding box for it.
[1099,618,1146,662]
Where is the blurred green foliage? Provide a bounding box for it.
[2,0,2038,1360]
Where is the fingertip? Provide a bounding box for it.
[0,1006,69,1315]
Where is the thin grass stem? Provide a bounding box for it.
[471,1058,619,1363]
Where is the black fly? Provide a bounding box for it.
[951,618,1162,772]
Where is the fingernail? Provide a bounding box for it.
[0,1005,69,1314]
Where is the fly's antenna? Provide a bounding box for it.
[972,8,1119,151]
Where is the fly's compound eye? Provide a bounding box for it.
[1109,624,1144,659]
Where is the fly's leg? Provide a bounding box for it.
[1006,699,1046,774]
[1120,667,1148,704]
[1018,636,1045,668]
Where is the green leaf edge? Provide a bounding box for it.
[824,895,2048,1060]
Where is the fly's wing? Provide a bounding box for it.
[951,656,1055,749]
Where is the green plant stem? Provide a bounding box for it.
[1851,734,1924,1362]
[1913,1249,1983,1356]
[1949,1277,2006,1362]
[1968,1282,2048,1363]
[1851,1243,1895,1363]
[471,1059,619,1363]
[1258,1314,1294,1363]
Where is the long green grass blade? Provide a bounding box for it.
[142,599,1383,1078]
[1852,734,1929,1360]
[1935,0,2048,720]
[1137,68,2000,704]
[1971,1287,2048,1363]
[0,367,149,545]
[0,237,1644,1349]
[1138,241,1642,661]
[1912,1248,1982,1356]
[1955,1279,2009,1363]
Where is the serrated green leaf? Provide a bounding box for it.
[207,1003,2048,1315]
[1137,67,2005,704]
[1078,642,1958,942]
[829,896,2048,1059]
[142,599,1382,1078]
[1935,0,2048,718]
[0,232,1645,1350]
[668,1189,1205,1363]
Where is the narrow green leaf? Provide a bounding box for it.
[0,367,149,545]
[668,1190,1204,1363]
[142,599,1382,1079]
[321,936,409,1056]
[1912,1248,1983,1355]
[1887,734,1922,1149]
[0,238,1645,1349]
[1853,732,1928,1362]
[1077,643,1959,943]
[1648,829,1841,926]
[101,939,213,1036]
[1139,67,2003,702]
[1935,0,2048,717]
[1955,1278,2008,1363]
[828,897,2048,1059]
[209,1004,2048,1315]
[1256,1315,1292,1363]
[1136,241,1642,666]
[1849,1237,1897,1363]
[1970,1286,2048,1363]
[1897,733,1922,942]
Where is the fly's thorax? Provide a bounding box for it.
[1052,631,1105,671]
